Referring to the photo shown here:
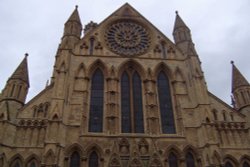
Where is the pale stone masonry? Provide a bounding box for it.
[0,3,250,167]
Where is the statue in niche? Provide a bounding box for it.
[119,138,130,154]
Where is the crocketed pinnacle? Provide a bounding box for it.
[66,5,82,25]
[173,11,190,31]
[231,61,249,92]
[9,53,29,86]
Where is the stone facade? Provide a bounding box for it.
[0,3,250,167]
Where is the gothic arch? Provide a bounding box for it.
[223,155,239,167]
[75,63,86,78]
[153,62,173,80]
[65,143,84,157]
[165,145,182,158]
[9,154,24,167]
[174,67,185,82]
[117,59,146,80]
[85,143,104,158]
[87,59,108,78]
[25,154,40,167]
[183,145,199,158]
[240,155,250,167]
[44,149,56,165]
[59,61,66,72]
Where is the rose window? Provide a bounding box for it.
[105,21,150,56]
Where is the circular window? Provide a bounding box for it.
[105,20,150,56]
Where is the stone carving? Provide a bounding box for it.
[105,20,150,56]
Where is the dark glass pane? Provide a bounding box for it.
[243,162,250,167]
[121,72,132,133]
[157,71,176,134]
[89,151,99,167]
[70,152,80,167]
[169,152,178,167]
[30,162,36,167]
[14,161,20,167]
[89,69,104,132]
[186,152,195,167]
[225,162,234,167]
[132,72,144,133]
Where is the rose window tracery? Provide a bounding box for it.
[105,20,150,56]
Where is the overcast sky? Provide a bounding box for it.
[0,0,250,105]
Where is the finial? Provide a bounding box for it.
[231,60,234,65]
[25,53,29,58]
[75,5,78,9]
[175,10,179,15]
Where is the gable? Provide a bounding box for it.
[74,3,183,60]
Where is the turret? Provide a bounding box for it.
[0,54,29,121]
[61,5,82,49]
[231,61,250,110]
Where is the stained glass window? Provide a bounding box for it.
[169,152,178,167]
[89,151,99,167]
[89,69,104,132]
[121,70,144,133]
[157,71,176,134]
[70,152,80,167]
[186,152,195,167]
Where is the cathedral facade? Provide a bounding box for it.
[0,3,250,167]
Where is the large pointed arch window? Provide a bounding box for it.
[89,151,99,167]
[186,152,195,167]
[89,69,104,132]
[70,152,80,167]
[157,71,175,134]
[169,152,178,167]
[121,70,144,133]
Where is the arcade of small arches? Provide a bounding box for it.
[2,144,250,167]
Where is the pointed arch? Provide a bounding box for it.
[9,154,24,167]
[44,149,56,165]
[87,59,108,78]
[223,155,239,167]
[89,68,104,132]
[65,143,84,157]
[240,155,250,167]
[85,143,104,158]
[52,113,59,121]
[165,145,182,158]
[59,61,66,72]
[75,63,86,78]
[153,62,173,80]
[157,70,176,133]
[174,67,185,82]
[88,151,98,167]
[118,59,146,80]
[25,154,40,167]
[183,146,199,167]
[120,63,144,133]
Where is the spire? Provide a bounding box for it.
[172,11,191,45]
[61,6,82,48]
[173,11,189,31]
[231,61,249,92]
[9,53,29,87]
[66,5,82,25]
